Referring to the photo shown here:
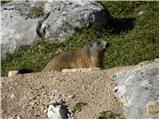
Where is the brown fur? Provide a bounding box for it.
[42,39,107,72]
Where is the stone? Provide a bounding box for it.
[8,70,19,77]
[1,0,110,59]
[47,104,70,119]
[68,95,75,99]
[29,101,36,106]
[10,94,15,100]
[111,59,159,119]
[49,90,64,104]
[1,0,42,59]
[62,67,101,72]
[46,100,57,106]
[145,100,159,117]
[137,11,144,16]
[42,1,110,42]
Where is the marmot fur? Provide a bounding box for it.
[42,39,107,72]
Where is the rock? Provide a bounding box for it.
[68,95,75,99]
[42,1,110,42]
[1,0,43,59]
[47,104,70,119]
[46,100,57,106]
[1,0,110,59]
[10,94,15,100]
[111,59,159,119]
[137,11,144,16]
[16,115,22,119]
[20,96,31,107]
[145,100,159,117]
[29,101,36,106]
[49,90,64,104]
[8,70,19,77]
[62,67,101,72]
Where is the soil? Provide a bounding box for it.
[1,66,131,119]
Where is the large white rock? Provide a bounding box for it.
[1,0,44,58]
[112,59,159,119]
[1,0,110,59]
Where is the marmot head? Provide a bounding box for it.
[85,39,108,55]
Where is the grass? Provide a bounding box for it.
[72,102,88,113]
[1,1,159,76]
[98,111,117,119]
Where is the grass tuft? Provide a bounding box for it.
[98,111,117,119]
[72,102,88,113]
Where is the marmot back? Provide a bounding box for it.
[42,39,107,72]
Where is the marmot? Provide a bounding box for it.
[42,39,107,72]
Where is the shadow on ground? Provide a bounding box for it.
[97,1,136,34]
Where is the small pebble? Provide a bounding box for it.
[137,11,144,16]
[10,94,15,100]
[30,101,35,106]
[68,95,75,99]
[46,100,57,106]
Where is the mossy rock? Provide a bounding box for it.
[27,7,44,18]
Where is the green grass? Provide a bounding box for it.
[98,111,117,119]
[72,102,88,113]
[1,1,159,76]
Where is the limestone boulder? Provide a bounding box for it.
[1,0,110,59]
[112,59,159,119]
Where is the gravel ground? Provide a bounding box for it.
[1,67,130,119]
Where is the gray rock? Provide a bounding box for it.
[42,0,110,42]
[1,0,43,59]
[1,0,110,59]
[111,59,159,119]
[47,104,70,119]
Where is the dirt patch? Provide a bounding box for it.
[1,67,130,119]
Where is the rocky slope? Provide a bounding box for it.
[1,59,159,119]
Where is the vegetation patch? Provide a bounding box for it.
[1,1,159,76]
[72,102,88,113]
[98,111,117,119]
[27,7,44,18]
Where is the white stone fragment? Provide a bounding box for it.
[8,70,18,77]
[47,105,63,119]
[137,11,144,16]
